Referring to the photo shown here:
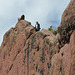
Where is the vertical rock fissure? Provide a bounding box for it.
[40,49,45,75]
[27,41,29,75]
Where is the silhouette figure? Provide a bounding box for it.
[21,15,25,20]
[35,21,40,31]
[18,14,25,22]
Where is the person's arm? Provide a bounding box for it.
[38,24,40,29]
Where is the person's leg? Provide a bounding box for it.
[37,28,40,31]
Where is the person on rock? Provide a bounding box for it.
[21,15,25,20]
[35,21,41,31]
[18,15,25,22]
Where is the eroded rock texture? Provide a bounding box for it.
[58,0,75,48]
[0,20,58,75]
[49,30,75,75]
[0,0,75,75]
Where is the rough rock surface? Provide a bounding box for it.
[0,0,75,75]
[0,20,58,75]
[58,0,75,48]
[51,0,75,74]
[49,30,75,75]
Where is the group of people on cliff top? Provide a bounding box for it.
[19,14,41,32]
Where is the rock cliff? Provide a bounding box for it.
[58,0,75,48]
[0,0,75,75]
[0,20,58,75]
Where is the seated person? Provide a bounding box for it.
[35,21,41,31]
[18,15,25,22]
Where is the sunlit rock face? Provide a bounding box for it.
[49,30,75,75]
[0,0,75,75]
[51,0,75,75]
[0,20,58,75]
[58,0,75,49]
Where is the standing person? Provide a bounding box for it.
[35,21,41,31]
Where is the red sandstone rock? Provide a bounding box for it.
[50,30,75,75]
[0,0,75,75]
[0,20,36,75]
[58,0,75,48]
[61,0,75,26]
[0,20,58,75]
[49,0,75,74]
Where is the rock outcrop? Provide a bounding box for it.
[49,30,75,75]
[0,20,58,75]
[0,0,75,75]
[58,0,75,48]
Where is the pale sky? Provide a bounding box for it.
[0,0,70,46]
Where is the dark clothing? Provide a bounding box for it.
[21,15,25,20]
[35,23,40,31]
[36,28,40,31]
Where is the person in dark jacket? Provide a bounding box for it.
[35,21,41,31]
[18,14,25,22]
[21,15,25,20]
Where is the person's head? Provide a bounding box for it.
[21,15,25,20]
[22,14,25,17]
[36,21,38,24]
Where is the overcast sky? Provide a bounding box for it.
[0,0,70,46]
